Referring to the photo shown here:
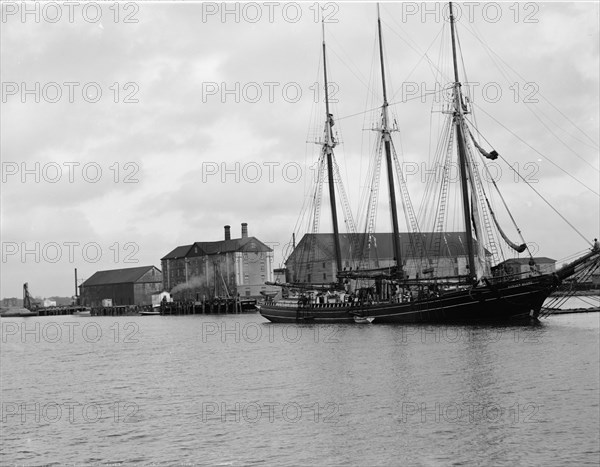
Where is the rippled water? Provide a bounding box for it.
[1,312,599,466]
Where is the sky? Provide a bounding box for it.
[1,1,599,298]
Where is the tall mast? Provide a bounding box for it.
[377,4,403,279]
[449,2,476,282]
[322,20,343,282]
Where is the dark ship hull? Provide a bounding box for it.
[259,274,559,324]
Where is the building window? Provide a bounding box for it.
[323,273,327,280]
[307,274,311,282]
[322,262,326,268]
[245,290,251,297]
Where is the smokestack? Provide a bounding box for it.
[224,225,231,241]
[241,222,248,238]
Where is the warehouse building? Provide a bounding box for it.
[494,257,556,277]
[79,265,163,307]
[285,232,492,283]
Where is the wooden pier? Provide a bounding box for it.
[91,305,146,316]
[161,298,257,315]
[37,306,91,316]
[4,299,258,317]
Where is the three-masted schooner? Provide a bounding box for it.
[259,3,599,324]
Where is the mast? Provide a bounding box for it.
[449,2,476,282]
[377,5,403,279]
[322,20,343,282]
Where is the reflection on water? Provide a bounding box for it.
[1,313,598,466]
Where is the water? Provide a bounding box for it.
[544,295,599,310]
[1,312,599,466]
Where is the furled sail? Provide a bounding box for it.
[464,144,490,280]
[486,199,527,253]
[470,184,490,279]
[469,130,498,160]
[467,128,526,253]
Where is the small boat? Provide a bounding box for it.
[72,308,91,317]
[140,310,161,316]
[354,316,375,324]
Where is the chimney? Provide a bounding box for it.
[241,222,248,238]
[224,225,231,241]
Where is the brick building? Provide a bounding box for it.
[161,223,274,299]
[79,266,163,307]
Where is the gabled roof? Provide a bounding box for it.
[286,232,490,264]
[161,237,272,260]
[81,266,161,286]
[161,244,204,260]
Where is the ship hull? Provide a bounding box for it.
[259,275,559,324]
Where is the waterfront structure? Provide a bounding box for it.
[161,223,274,299]
[273,268,286,283]
[1,298,20,307]
[495,257,556,277]
[285,232,490,284]
[79,266,162,307]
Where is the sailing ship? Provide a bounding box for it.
[259,3,599,324]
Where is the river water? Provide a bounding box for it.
[1,310,599,466]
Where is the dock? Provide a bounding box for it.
[160,298,257,315]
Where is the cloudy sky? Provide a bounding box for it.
[1,1,598,298]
